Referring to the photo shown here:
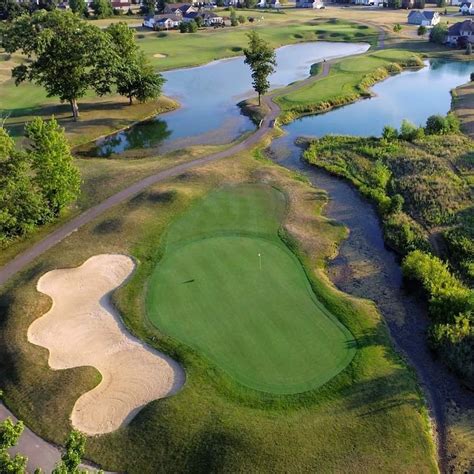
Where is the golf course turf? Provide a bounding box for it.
[146,184,356,394]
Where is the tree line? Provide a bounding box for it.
[1,10,165,120]
[0,118,81,245]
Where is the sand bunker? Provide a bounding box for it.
[28,254,184,436]
[153,53,167,58]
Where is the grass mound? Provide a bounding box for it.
[146,184,355,394]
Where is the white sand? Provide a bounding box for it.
[153,53,167,58]
[28,254,185,436]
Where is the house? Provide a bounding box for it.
[162,3,198,16]
[183,11,223,25]
[407,10,440,26]
[143,13,182,29]
[259,0,281,7]
[112,0,131,10]
[352,0,382,5]
[446,19,474,44]
[296,0,324,8]
[460,2,474,14]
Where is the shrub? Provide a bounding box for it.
[393,23,402,32]
[238,15,246,24]
[425,113,460,135]
[399,119,424,141]
[417,25,427,37]
[382,125,398,141]
[467,43,472,55]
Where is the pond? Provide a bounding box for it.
[92,41,369,157]
[271,59,474,159]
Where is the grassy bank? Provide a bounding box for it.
[276,48,424,123]
[0,143,437,473]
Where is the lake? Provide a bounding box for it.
[94,41,369,156]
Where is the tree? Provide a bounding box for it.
[414,0,424,7]
[393,23,402,32]
[437,0,446,6]
[188,19,198,32]
[194,15,203,27]
[417,25,427,36]
[179,21,188,32]
[142,0,156,15]
[0,127,47,241]
[25,117,81,216]
[0,419,28,473]
[106,22,165,104]
[243,31,276,106]
[2,10,119,120]
[52,430,86,474]
[69,0,87,16]
[387,0,402,8]
[425,113,460,135]
[430,23,447,44]
[244,0,257,7]
[0,0,30,20]
[91,0,112,17]
[467,42,472,55]
[230,7,238,26]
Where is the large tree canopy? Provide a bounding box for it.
[106,22,165,105]
[2,10,119,120]
[243,31,276,106]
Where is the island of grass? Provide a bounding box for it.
[146,184,355,394]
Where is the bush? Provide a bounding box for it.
[393,23,402,32]
[425,113,460,135]
[417,25,427,37]
[399,119,424,141]
[382,125,398,141]
[238,15,246,24]
[467,43,472,56]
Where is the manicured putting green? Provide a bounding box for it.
[147,185,356,394]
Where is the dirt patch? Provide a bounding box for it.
[153,53,167,58]
[27,254,185,435]
[454,81,474,139]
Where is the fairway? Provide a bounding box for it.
[147,185,355,394]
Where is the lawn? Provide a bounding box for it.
[0,146,437,473]
[138,17,378,70]
[147,185,355,394]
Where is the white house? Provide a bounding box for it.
[446,19,474,44]
[407,10,440,26]
[143,13,182,29]
[460,2,474,14]
[296,0,324,8]
[353,0,382,5]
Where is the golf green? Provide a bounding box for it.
[147,185,356,394]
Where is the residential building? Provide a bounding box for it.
[143,13,182,28]
[460,2,474,14]
[296,0,324,8]
[407,10,440,26]
[183,11,223,25]
[446,18,474,44]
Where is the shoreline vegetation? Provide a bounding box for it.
[302,116,474,389]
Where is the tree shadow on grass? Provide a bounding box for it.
[127,190,176,210]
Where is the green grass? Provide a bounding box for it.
[139,18,378,71]
[277,49,420,116]
[147,185,355,393]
